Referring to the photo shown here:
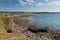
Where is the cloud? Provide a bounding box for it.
[18,0,27,6]
[26,0,34,5]
[18,0,60,7]
[18,0,35,6]
[18,0,46,6]
[36,0,60,7]
[47,1,60,6]
[16,4,19,7]
[36,2,45,6]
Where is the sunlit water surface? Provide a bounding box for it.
[28,13,60,29]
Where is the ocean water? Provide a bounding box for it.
[28,13,60,29]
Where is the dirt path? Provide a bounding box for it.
[0,33,31,40]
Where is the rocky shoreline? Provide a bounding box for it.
[9,15,60,40]
[0,13,60,40]
[15,25,60,40]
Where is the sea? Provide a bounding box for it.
[28,12,60,29]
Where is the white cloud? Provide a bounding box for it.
[39,0,60,6]
[18,0,35,6]
[16,4,19,7]
[18,0,27,6]
[18,0,60,7]
[36,2,44,6]
[26,0,34,5]
[47,1,60,6]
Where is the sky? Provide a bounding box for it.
[0,0,60,12]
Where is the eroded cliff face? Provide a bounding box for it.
[9,16,60,40]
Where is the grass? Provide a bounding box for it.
[0,13,31,40]
[0,15,12,33]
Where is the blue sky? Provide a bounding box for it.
[0,0,60,12]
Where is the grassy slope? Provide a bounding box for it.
[0,16,12,33]
[0,21,6,33]
[0,15,31,40]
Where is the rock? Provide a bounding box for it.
[9,16,60,40]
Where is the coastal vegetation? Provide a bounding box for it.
[0,15,12,33]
